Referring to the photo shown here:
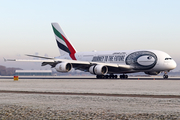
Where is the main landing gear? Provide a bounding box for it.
[120,74,128,79]
[96,74,118,79]
[96,74,128,79]
[163,71,168,79]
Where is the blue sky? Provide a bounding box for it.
[0,0,180,71]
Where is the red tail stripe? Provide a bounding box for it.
[62,35,77,60]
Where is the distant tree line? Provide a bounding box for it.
[0,65,22,76]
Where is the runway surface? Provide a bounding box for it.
[1,76,180,80]
[1,76,180,96]
[1,77,180,119]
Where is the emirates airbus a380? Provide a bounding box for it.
[5,23,177,79]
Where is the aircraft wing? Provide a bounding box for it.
[4,57,132,73]
[4,58,54,62]
[71,61,132,73]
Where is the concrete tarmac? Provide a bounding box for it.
[1,76,180,95]
[1,76,180,80]
[0,77,180,119]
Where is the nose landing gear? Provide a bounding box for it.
[163,71,168,79]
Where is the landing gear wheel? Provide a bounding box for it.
[96,74,118,79]
[120,75,128,79]
[96,75,104,79]
[120,75,122,79]
[120,75,123,79]
[125,75,128,79]
[115,75,117,79]
[163,75,168,79]
[163,71,169,79]
[96,75,100,79]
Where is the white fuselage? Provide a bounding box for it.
[58,49,177,74]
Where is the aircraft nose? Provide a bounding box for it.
[170,60,177,70]
[173,60,177,68]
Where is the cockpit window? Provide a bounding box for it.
[165,58,172,60]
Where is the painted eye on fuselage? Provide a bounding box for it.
[147,56,152,60]
[125,51,158,70]
[137,55,155,66]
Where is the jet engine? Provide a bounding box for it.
[89,65,108,75]
[55,62,72,72]
[144,71,161,75]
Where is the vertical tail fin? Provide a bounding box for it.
[51,23,77,60]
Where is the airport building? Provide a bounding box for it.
[15,70,52,76]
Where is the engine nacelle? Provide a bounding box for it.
[144,71,161,75]
[55,62,72,72]
[89,65,108,75]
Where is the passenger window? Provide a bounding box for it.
[165,58,172,60]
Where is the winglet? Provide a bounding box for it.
[3,57,6,62]
[3,58,16,61]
